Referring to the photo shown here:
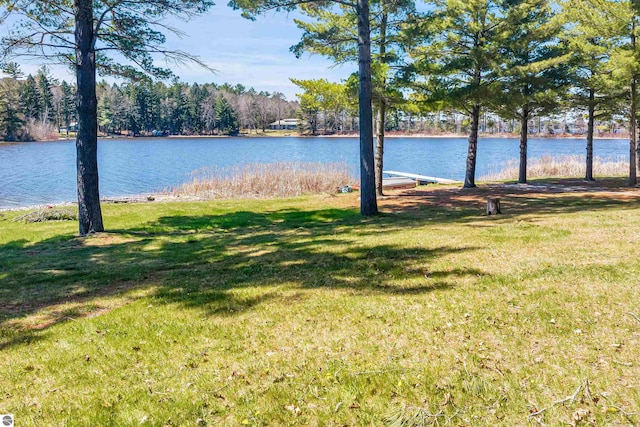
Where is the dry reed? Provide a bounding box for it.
[171,162,357,199]
[25,118,60,141]
[481,155,629,181]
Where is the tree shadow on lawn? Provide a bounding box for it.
[0,207,482,350]
[3,180,637,349]
[379,178,640,219]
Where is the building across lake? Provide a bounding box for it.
[269,119,299,130]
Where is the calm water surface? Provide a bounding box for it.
[0,136,629,208]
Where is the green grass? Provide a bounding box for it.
[1,189,639,426]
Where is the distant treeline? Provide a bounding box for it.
[0,64,300,141]
[0,65,74,141]
[96,80,299,137]
[0,64,627,142]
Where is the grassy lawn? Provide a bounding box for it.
[1,181,639,426]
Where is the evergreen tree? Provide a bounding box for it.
[0,62,25,141]
[110,84,130,134]
[124,84,143,135]
[215,95,239,135]
[37,66,55,123]
[59,81,76,133]
[231,0,379,215]
[561,0,621,181]
[405,0,511,188]
[97,91,113,134]
[1,0,215,235]
[21,75,41,120]
[496,0,570,183]
[187,83,207,134]
[587,0,640,185]
[292,0,413,195]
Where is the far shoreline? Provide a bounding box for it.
[0,132,630,144]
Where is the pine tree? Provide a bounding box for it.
[1,0,215,235]
[167,82,189,134]
[21,75,41,120]
[0,62,25,141]
[59,81,76,134]
[586,0,640,185]
[405,0,511,188]
[231,0,379,215]
[561,0,622,181]
[98,92,113,135]
[187,83,207,134]
[37,66,55,123]
[496,0,570,183]
[215,95,239,135]
[291,0,412,196]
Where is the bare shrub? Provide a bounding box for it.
[481,155,629,181]
[172,162,357,199]
[24,119,59,141]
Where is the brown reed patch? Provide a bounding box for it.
[481,155,628,181]
[171,162,357,199]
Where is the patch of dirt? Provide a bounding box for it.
[376,179,640,213]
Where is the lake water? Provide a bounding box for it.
[0,136,629,208]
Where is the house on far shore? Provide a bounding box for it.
[269,118,299,130]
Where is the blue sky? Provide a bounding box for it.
[162,4,354,99]
[6,4,353,101]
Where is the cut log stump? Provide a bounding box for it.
[486,198,501,215]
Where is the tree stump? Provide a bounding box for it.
[486,198,501,215]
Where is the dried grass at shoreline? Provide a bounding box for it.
[482,155,629,181]
[171,161,356,199]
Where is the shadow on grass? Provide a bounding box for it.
[380,179,640,220]
[2,181,638,350]
[0,207,479,350]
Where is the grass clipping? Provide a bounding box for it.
[14,209,77,223]
[172,162,356,199]
[482,154,628,181]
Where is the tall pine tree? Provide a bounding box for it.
[0,62,25,141]
[37,66,55,123]
[291,0,414,195]
[561,0,622,181]
[21,75,41,121]
[1,0,215,235]
[497,0,570,183]
[405,0,510,188]
[215,94,239,135]
[231,0,379,215]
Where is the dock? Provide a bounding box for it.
[383,170,460,185]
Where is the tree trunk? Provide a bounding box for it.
[75,0,104,235]
[357,0,378,215]
[585,88,595,181]
[631,22,638,186]
[375,104,385,196]
[464,104,481,188]
[518,107,529,184]
[631,75,637,186]
[486,198,501,215]
[374,10,388,197]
